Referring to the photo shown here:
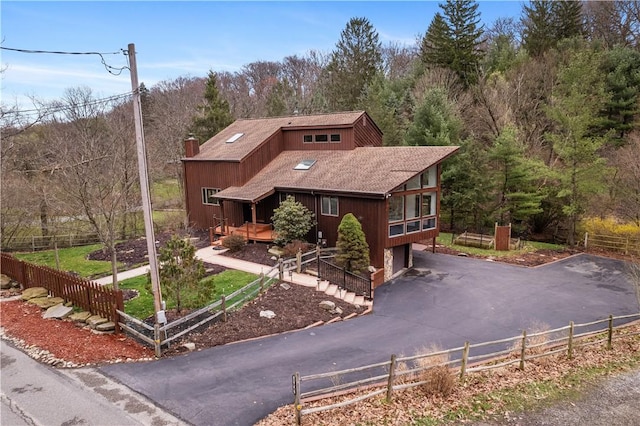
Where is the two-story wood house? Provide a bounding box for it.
[182,111,458,280]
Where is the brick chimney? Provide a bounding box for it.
[184,134,199,158]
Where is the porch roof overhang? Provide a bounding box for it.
[215,146,459,204]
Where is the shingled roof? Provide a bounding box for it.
[189,111,370,162]
[216,146,459,203]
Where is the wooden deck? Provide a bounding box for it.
[211,223,276,245]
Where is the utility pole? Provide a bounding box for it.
[128,43,164,324]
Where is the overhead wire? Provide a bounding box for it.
[0,46,130,75]
[2,91,135,119]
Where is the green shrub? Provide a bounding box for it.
[271,196,314,246]
[222,234,246,252]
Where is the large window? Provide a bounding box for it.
[406,194,421,219]
[422,193,435,216]
[321,196,339,216]
[388,190,437,237]
[388,195,404,221]
[422,167,436,188]
[202,188,220,205]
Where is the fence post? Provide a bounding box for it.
[460,341,470,379]
[607,314,613,350]
[221,295,227,322]
[584,232,589,250]
[293,372,302,425]
[519,330,527,371]
[154,323,161,358]
[386,354,397,402]
[296,249,302,273]
[316,247,321,289]
[567,321,574,359]
[260,272,264,294]
[278,258,284,281]
[32,235,36,252]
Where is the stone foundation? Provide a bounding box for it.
[383,248,394,281]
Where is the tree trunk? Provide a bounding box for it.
[40,200,49,237]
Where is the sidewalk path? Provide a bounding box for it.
[94,265,150,285]
[93,246,320,289]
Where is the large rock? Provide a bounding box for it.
[259,310,276,319]
[95,321,115,332]
[319,300,336,311]
[69,311,92,323]
[29,296,65,309]
[86,315,108,328]
[21,287,48,300]
[1,274,13,289]
[43,304,73,319]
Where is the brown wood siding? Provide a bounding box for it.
[221,201,245,228]
[283,128,355,150]
[314,196,387,268]
[239,131,284,182]
[353,115,383,147]
[184,161,243,229]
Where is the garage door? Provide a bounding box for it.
[393,244,407,274]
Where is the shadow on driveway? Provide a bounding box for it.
[100,252,638,426]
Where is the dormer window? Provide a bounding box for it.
[226,133,244,143]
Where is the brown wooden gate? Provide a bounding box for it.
[494,223,512,251]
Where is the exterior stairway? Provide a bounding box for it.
[316,278,372,307]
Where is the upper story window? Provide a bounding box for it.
[388,195,404,221]
[202,188,220,206]
[321,196,339,216]
[315,134,328,143]
[330,134,341,143]
[422,166,437,188]
[406,175,421,190]
[303,135,313,143]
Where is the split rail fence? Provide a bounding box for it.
[0,252,123,325]
[1,233,101,252]
[292,312,640,425]
[584,232,640,257]
[117,264,281,357]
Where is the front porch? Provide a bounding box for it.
[211,222,276,246]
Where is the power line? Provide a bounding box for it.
[0,45,130,75]
[2,91,135,117]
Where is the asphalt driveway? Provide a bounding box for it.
[101,252,639,425]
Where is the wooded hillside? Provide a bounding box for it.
[2,0,639,247]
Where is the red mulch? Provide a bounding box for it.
[0,300,154,365]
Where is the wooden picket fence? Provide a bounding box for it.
[0,252,123,325]
[292,313,640,424]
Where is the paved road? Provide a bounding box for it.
[0,339,186,426]
[100,252,639,426]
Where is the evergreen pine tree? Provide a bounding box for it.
[335,213,370,275]
[326,17,383,111]
[420,0,484,87]
[191,71,233,142]
[488,126,545,227]
[521,0,556,57]
[553,0,584,41]
[404,88,462,146]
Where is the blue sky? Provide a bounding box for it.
[1,1,524,111]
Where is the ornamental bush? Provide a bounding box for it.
[271,196,315,246]
[335,213,370,275]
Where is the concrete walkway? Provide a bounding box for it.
[93,246,321,289]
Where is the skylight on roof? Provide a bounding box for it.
[294,159,316,170]
[226,133,244,143]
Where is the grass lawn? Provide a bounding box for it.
[119,270,258,319]
[13,244,119,278]
[436,232,565,258]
